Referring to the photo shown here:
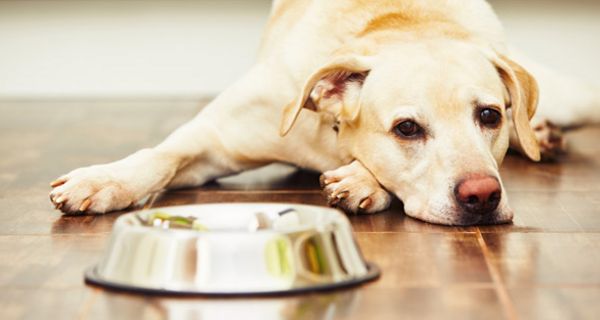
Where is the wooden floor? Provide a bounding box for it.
[1,100,599,320]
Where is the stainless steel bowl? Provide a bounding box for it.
[85,203,379,295]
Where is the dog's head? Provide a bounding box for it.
[281,41,540,225]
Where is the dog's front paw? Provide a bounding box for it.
[320,161,391,214]
[49,165,138,215]
[533,119,566,161]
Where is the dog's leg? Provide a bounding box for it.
[509,49,600,159]
[49,67,288,214]
[48,118,259,214]
[509,117,567,161]
[511,48,600,127]
[320,160,392,214]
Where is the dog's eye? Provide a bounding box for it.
[478,108,501,128]
[393,120,423,138]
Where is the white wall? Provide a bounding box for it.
[0,0,271,98]
[0,0,598,99]
[490,0,600,83]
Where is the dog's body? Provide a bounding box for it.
[49,0,599,225]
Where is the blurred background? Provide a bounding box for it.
[0,0,599,100]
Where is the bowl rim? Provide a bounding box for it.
[84,262,380,297]
[121,202,352,236]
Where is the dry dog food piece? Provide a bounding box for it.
[139,211,208,231]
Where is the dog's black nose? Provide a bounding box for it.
[455,175,501,215]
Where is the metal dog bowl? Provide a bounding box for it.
[85,203,380,296]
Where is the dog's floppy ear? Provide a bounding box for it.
[279,55,373,136]
[492,55,541,161]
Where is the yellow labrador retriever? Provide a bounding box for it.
[49,0,599,225]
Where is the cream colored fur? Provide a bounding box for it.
[49,0,599,225]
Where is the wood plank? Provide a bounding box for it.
[509,287,600,320]
[84,287,506,320]
[0,235,108,288]
[482,233,600,286]
[0,288,94,320]
[355,233,492,287]
[479,190,600,233]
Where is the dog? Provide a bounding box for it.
[49,0,600,225]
